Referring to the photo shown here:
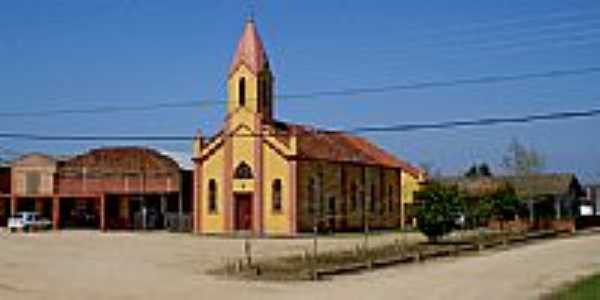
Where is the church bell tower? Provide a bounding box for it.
[227,19,274,123]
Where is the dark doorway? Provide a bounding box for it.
[0,198,9,226]
[106,195,129,230]
[234,194,253,231]
[59,198,99,229]
[17,198,36,212]
[131,195,165,230]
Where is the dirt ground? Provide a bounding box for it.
[0,230,598,300]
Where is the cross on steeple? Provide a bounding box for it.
[248,1,256,23]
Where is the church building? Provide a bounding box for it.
[192,20,423,236]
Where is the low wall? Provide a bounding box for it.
[488,218,576,232]
[488,219,529,232]
[576,216,600,229]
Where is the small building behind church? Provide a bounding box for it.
[192,20,424,236]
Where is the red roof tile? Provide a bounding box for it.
[276,122,422,177]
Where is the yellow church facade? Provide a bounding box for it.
[192,20,423,236]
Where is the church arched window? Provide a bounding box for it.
[370,184,376,214]
[208,179,218,213]
[272,179,282,213]
[238,77,246,107]
[234,161,253,179]
[351,183,358,211]
[388,185,394,213]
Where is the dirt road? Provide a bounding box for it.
[0,231,598,300]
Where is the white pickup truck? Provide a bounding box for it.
[8,212,52,232]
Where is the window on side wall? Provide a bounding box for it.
[351,183,358,211]
[370,184,376,214]
[208,179,218,213]
[388,185,394,213]
[272,179,282,213]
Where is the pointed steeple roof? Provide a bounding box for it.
[229,20,269,77]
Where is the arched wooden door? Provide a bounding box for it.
[234,193,253,231]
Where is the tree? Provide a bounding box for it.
[502,138,545,176]
[465,165,478,178]
[478,163,493,177]
[501,138,545,224]
[485,185,521,231]
[415,182,463,242]
[419,161,442,179]
[465,163,493,178]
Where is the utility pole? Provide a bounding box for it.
[140,160,147,231]
[311,175,320,280]
[363,197,370,254]
[243,232,252,267]
[312,189,319,260]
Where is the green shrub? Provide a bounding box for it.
[415,183,463,242]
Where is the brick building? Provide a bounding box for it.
[7,147,192,231]
[9,154,63,225]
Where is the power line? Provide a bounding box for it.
[278,66,600,100]
[287,13,600,70]
[0,100,223,117]
[0,133,191,141]
[329,17,600,62]
[427,10,600,36]
[2,66,600,118]
[1,107,599,141]
[350,107,600,133]
[394,10,600,42]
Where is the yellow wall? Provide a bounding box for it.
[401,172,422,205]
[232,126,256,173]
[200,146,225,234]
[401,171,424,227]
[228,65,259,115]
[261,143,291,235]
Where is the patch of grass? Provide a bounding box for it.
[546,273,600,300]
[209,230,538,282]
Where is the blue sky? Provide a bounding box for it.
[1,1,599,181]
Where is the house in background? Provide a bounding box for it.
[584,185,600,216]
[503,174,585,220]
[192,19,424,236]
[10,154,63,224]
[440,173,585,230]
